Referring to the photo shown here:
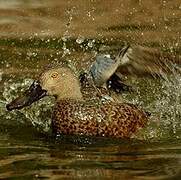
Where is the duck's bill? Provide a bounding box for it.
[6,80,47,111]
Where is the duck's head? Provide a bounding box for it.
[6,65,83,111]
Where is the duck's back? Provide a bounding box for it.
[52,99,148,138]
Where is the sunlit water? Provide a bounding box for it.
[0,0,181,179]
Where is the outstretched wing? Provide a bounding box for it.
[117,45,181,77]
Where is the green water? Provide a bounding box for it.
[0,0,181,179]
[0,134,181,179]
[0,41,180,179]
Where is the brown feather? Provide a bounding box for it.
[52,99,148,138]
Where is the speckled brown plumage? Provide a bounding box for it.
[52,99,148,138]
[6,65,149,139]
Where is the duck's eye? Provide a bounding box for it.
[51,72,59,79]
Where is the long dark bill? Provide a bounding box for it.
[6,80,47,111]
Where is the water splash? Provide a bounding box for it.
[122,65,181,140]
[153,68,181,139]
[2,78,53,132]
[76,36,85,44]
[0,70,3,82]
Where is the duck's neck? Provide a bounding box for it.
[56,81,83,101]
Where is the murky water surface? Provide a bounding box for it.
[0,0,181,179]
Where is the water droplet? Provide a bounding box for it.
[76,36,85,44]
[0,70,3,82]
[87,39,95,48]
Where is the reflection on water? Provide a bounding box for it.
[0,0,181,179]
[0,136,181,179]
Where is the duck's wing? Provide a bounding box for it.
[117,45,181,77]
[88,45,131,90]
[79,44,180,95]
[79,45,133,94]
[89,54,120,87]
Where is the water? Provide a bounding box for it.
[0,136,181,179]
[0,0,181,179]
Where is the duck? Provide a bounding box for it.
[6,62,149,139]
